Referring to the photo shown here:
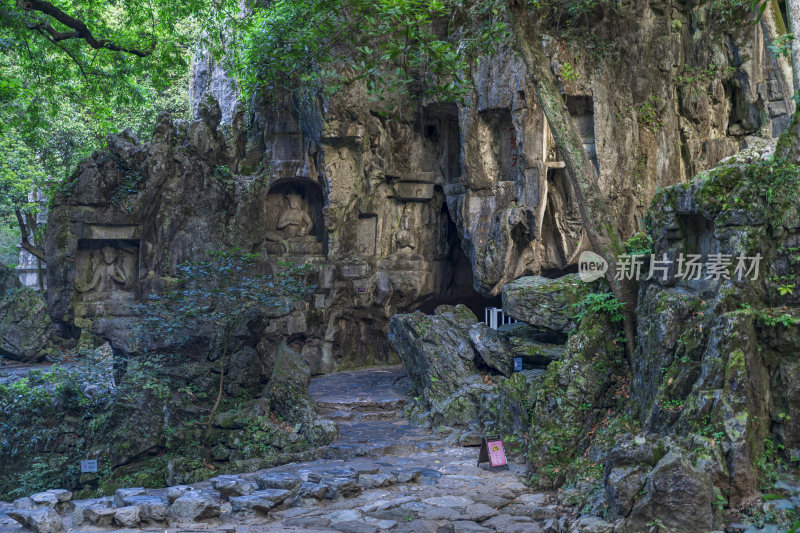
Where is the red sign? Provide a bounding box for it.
[477,435,509,471]
[487,439,507,467]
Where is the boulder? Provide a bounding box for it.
[168,491,221,520]
[388,305,479,401]
[81,505,116,526]
[113,505,141,528]
[297,481,329,499]
[166,485,193,503]
[266,341,338,445]
[603,436,661,517]
[113,487,146,508]
[28,490,72,513]
[121,495,167,522]
[627,450,720,532]
[229,489,290,514]
[502,275,588,339]
[469,323,513,376]
[211,475,256,498]
[71,500,112,526]
[324,477,361,498]
[0,287,52,362]
[7,508,65,533]
[254,471,303,490]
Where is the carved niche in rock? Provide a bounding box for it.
[380,212,430,276]
[357,214,378,256]
[477,108,518,183]
[74,239,139,318]
[540,168,585,268]
[263,180,326,256]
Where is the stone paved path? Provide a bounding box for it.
[0,365,570,533]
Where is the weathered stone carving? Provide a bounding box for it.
[75,244,136,297]
[264,192,316,254]
[356,215,377,256]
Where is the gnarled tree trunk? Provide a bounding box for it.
[507,2,637,361]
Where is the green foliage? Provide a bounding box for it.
[0,0,198,250]
[140,250,316,349]
[230,0,508,110]
[709,0,755,23]
[559,62,578,82]
[696,158,800,228]
[0,221,20,267]
[0,0,208,134]
[624,231,653,256]
[0,352,114,499]
[629,95,664,132]
[137,250,316,453]
[769,33,795,60]
[572,291,625,323]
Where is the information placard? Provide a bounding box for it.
[477,435,509,471]
[80,460,98,473]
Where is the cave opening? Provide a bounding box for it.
[416,202,501,318]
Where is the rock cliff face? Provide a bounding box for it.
[45,1,788,374]
[388,132,800,529]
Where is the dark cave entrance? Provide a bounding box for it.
[416,202,501,318]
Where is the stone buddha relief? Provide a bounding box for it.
[264,189,323,255]
[74,241,138,302]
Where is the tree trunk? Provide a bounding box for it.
[762,0,795,113]
[14,209,46,262]
[786,0,800,95]
[507,3,637,361]
[203,336,230,458]
[36,258,45,294]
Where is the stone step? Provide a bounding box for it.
[321,409,400,422]
[315,398,406,413]
[320,439,441,460]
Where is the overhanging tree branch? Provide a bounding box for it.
[18,0,156,57]
[14,208,46,262]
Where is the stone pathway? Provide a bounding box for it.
[0,365,570,533]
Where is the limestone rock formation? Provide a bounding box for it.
[502,275,589,339]
[618,150,800,510]
[0,286,53,363]
[267,341,338,445]
[389,283,596,441]
[43,0,789,379]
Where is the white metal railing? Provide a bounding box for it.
[484,307,517,330]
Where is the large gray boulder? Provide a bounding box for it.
[627,450,720,532]
[7,508,65,533]
[267,341,337,445]
[388,305,479,401]
[502,275,589,339]
[469,323,513,376]
[168,491,221,520]
[0,287,52,362]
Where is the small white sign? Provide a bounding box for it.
[80,460,98,473]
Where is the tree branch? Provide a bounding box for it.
[19,0,156,57]
[15,209,46,262]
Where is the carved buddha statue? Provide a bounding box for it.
[75,246,128,294]
[265,192,315,254]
